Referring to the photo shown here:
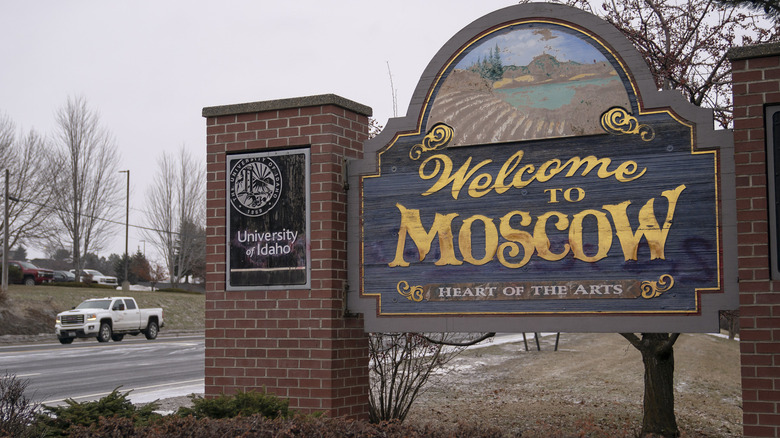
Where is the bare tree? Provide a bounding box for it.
[621,333,680,437]
[49,96,121,274]
[558,0,779,127]
[714,0,780,18]
[518,1,773,435]
[368,332,492,423]
[143,146,204,286]
[0,114,56,255]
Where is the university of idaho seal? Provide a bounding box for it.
[229,157,282,217]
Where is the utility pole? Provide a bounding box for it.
[119,170,129,290]
[1,169,8,292]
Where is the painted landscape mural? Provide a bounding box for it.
[427,24,631,145]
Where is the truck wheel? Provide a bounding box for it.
[24,277,35,287]
[111,334,124,342]
[97,323,112,343]
[58,337,74,345]
[145,321,159,340]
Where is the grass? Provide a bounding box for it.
[3,284,205,332]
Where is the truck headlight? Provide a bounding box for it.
[86,313,97,321]
[56,316,61,324]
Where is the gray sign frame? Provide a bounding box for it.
[347,3,737,333]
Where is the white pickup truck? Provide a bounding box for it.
[55,297,164,344]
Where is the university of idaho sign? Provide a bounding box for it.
[347,3,737,333]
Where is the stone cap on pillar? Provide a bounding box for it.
[202,93,372,118]
[727,41,780,61]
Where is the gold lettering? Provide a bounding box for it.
[494,150,524,194]
[546,188,562,203]
[569,209,613,262]
[561,155,612,178]
[498,211,534,268]
[613,160,646,182]
[467,173,493,198]
[389,203,462,267]
[419,154,491,199]
[536,159,562,182]
[533,211,570,261]
[511,164,536,189]
[388,187,683,267]
[419,151,646,199]
[459,215,498,265]
[603,184,686,260]
[564,187,585,202]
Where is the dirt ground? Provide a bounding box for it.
[152,333,741,437]
[403,332,742,437]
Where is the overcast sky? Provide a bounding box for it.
[1,0,518,261]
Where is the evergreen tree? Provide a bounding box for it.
[112,254,130,284]
[470,45,505,82]
[9,245,26,261]
[130,250,152,283]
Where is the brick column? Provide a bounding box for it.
[202,94,371,419]
[729,42,780,437]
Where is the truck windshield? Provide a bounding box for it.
[76,300,112,310]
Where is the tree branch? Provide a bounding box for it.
[420,332,496,347]
[660,333,681,355]
[620,333,642,349]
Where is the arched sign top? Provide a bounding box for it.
[422,20,635,146]
[348,3,736,333]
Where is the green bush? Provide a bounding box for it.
[176,389,290,420]
[34,388,160,437]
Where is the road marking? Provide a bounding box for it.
[1,372,40,378]
[0,338,202,354]
[41,378,204,405]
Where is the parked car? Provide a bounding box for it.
[8,261,54,286]
[53,270,76,282]
[70,269,119,286]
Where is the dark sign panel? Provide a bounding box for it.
[227,149,310,289]
[358,17,723,320]
[767,105,780,280]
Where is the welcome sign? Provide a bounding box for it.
[349,4,735,332]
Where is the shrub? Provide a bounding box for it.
[34,388,160,437]
[63,415,513,438]
[176,389,290,419]
[155,288,202,295]
[0,372,39,438]
[0,266,22,285]
[43,282,115,289]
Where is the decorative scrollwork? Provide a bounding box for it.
[397,280,424,302]
[601,107,655,141]
[640,274,674,299]
[409,123,454,160]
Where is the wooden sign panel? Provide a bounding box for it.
[348,4,736,332]
[227,149,310,289]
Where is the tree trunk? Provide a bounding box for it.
[622,333,680,438]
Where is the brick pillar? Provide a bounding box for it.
[729,42,780,437]
[202,94,371,419]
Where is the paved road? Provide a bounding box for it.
[0,335,204,406]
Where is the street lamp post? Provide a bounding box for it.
[119,170,129,290]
